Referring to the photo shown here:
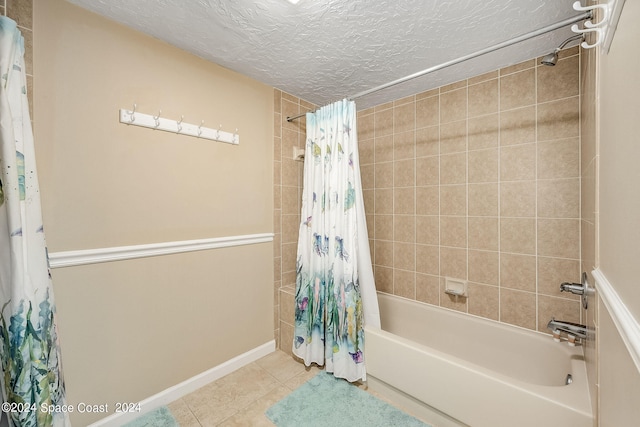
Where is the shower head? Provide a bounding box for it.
[541,34,584,66]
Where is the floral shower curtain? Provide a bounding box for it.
[0,17,70,427]
[293,99,379,382]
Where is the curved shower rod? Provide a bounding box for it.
[286,11,591,122]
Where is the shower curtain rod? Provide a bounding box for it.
[287,11,590,122]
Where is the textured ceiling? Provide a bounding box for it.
[65,0,585,109]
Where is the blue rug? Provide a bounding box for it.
[266,371,430,427]
[122,406,178,427]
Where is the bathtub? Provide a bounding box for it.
[364,293,593,427]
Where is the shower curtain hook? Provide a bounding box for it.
[153,110,162,128]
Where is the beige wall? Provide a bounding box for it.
[355,53,582,333]
[33,0,273,425]
[594,0,640,425]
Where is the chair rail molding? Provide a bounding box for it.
[48,233,274,269]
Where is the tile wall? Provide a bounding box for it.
[273,90,315,350]
[357,48,583,332]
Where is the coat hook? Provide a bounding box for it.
[177,115,184,132]
[216,125,222,140]
[129,103,136,123]
[153,110,162,128]
[198,120,204,137]
[234,128,238,144]
[571,24,604,49]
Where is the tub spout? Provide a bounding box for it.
[547,318,589,341]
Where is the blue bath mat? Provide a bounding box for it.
[122,406,178,427]
[266,371,430,427]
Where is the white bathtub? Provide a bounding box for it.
[364,293,593,427]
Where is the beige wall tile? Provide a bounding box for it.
[500,143,536,181]
[281,215,299,244]
[440,247,467,279]
[468,79,498,117]
[375,162,393,188]
[374,214,393,241]
[500,218,536,254]
[441,80,467,93]
[468,114,498,150]
[359,138,374,165]
[468,148,498,183]
[500,180,536,217]
[375,108,394,136]
[394,215,416,243]
[440,152,467,184]
[469,250,499,285]
[440,121,467,154]
[537,178,580,218]
[374,266,393,294]
[469,70,499,85]
[500,59,536,76]
[416,125,439,157]
[358,112,375,141]
[417,88,439,99]
[416,185,439,215]
[500,289,536,329]
[500,106,536,146]
[394,130,415,160]
[469,183,498,216]
[440,184,466,216]
[374,240,393,267]
[394,187,415,214]
[281,186,300,215]
[375,188,393,214]
[500,253,536,292]
[361,163,374,189]
[440,216,467,248]
[394,242,416,271]
[537,219,580,259]
[468,217,498,250]
[468,282,499,320]
[416,156,439,186]
[537,97,579,141]
[363,190,375,217]
[416,96,439,129]
[416,244,439,275]
[375,134,394,162]
[394,269,416,299]
[500,68,535,110]
[537,55,579,103]
[416,274,440,305]
[394,159,415,187]
[537,137,579,179]
[394,102,416,134]
[416,215,439,245]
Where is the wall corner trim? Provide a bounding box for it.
[87,340,276,426]
[592,267,640,374]
[48,233,275,269]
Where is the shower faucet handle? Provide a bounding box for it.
[559,272,594,309]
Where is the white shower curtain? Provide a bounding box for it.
[0,17,70,427]
[292,99,379,382]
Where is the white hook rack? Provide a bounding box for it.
[572,0,625,53]
[119,105,239,145]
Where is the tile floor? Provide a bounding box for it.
[166,350,419,426]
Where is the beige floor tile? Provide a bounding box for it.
[254,350,307,382]
[167,398,201,426]
[218,385,290,427]
[282,363,324,390]
[214,363,281,411]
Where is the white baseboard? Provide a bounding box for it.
[88,340,276,426]
[592,268,640,374]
